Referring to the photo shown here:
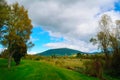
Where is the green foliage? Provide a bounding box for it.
[90,15,112,69]
[83,58,104,79]
[76,53,82,58]
[38,48,81,56]
[0,3,33,47]
[108,32,120,77]
[51,53,58,58]
[90,14,120,77]
[0,2,33,68]
[0,0,9,27]
[12,40,27,65]
[108,53,120,77]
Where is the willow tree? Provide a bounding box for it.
[0,3,33,68]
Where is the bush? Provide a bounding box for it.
[107,53,120,77]
[55,60,62,65]
[34,56,41,61]
[83,58,104,79]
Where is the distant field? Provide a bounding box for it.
[41,58,87,69]
[0,58,99,80]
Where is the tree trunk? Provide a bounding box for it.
[8,54,12,69]
[104,48,110,69]
[8,50,15,69]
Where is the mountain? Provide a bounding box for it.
[37,48,82,56]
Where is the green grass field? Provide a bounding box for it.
[0,58,100,80]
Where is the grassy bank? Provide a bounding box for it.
[0,58,99,80]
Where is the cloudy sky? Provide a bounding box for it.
[3,0,120,54]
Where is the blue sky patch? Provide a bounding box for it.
[114,1,120,11]
[29,27,64,54]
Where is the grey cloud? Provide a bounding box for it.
[6,0,117,52]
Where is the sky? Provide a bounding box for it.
[0,0,120,54]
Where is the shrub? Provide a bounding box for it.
[34,56,41,61]
[83,58,104,79]
[107,53,120,77]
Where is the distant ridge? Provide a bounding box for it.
[36,48,83,56]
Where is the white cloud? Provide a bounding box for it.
[29,36,39,42]
[0,48,3,53]
[0,47,7,53]
[6,0,119,52]
[44,39,97,52]
[27,51,37,55]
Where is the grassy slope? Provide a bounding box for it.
[0,58,99,80]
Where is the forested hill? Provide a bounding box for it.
[37,48,83,56]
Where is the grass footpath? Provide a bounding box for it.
[0,58,99,80]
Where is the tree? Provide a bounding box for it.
[0,3,33,68]
[12,39,27,65]
[76,53,82,58]
[90,14,120,77]
[90,14,112,68]
[109,20,120,76]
